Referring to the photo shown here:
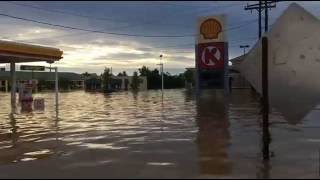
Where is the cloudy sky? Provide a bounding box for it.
[0,1,319,75]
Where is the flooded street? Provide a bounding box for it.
[0,89,319,178]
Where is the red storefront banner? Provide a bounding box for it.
[197,42,225,70]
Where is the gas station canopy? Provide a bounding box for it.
[0,39,63,114]
[0,40,63,63]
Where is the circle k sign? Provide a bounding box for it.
[197,42,225,69]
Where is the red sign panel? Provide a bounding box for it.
[197,42,225,69]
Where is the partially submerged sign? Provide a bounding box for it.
[196,15,228,91]
[20,65,45,71]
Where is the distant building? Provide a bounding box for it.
[0,71,85,92]
[84,73,102,90]
[111,76,148,91]
[84,74,148,91]
[184,55,251,90]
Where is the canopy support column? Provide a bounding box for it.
[5,80,8,92]
[10,62,16,114]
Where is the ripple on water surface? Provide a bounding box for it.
[0,89,318,178]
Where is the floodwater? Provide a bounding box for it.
[0,89,319,178]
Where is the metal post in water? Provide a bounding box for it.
[10,62,16,114]
[5,80,8,92]
[158,54,164,92]
[224,42,230,96]
[160,55,163,92]
[195,45,200,96]
[55,67,59,115]
[161,64,164,91]
[262,36,270,160]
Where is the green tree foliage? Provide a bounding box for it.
[122,71,127,76]
[130,71,141,91]
[138,66,161,89]
[183,69,195,88]
[101,67,112,91]
[85,76,101,90]
[138,66,186,89]
[82,72,91,77]
[117,71,128,77]
[163,72,185,89]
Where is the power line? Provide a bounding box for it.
[6,1,243,29]
[0,12,196,38]
[15,16,259,43]
[157,2,246,9]
[0,10,260,39]
[1,34,257,54]
[6,1,130,23]
[5,2,246,41]
[244,1,277,38]
[7,1,245,22]
[152,36,258,50]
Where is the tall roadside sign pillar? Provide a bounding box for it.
[195,15,229,95]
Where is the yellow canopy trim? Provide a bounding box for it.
[0,40,63,59]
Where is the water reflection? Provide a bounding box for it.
[256,160,271,179]
[0,111,64,165]
[9,113,19,148]
[195,90,232,175]
[0,90,318,178]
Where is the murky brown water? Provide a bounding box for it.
[0,89,319,178]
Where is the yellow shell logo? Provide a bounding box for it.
[200,18,222,39]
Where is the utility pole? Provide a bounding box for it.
[265,1,269,32]
[262,36,269,160]
[259,1,262,38]
[245,1,277,161]
[244,1,276,39]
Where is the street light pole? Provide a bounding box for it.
[160,55,163,91]
[157,54,164,92]
[240,45,250,56]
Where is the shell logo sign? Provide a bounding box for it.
[197,15,226,43]
[196,15,227,70]
[196,15,228,90]
[200,18,222,39]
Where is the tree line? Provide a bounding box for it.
[83,66,195,91]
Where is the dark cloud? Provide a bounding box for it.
[0,1,318,75]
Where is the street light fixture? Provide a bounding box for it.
[240,45,250,56]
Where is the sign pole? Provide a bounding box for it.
[224,42,230,96]
[262,36,270,160]
[195,44,200,95]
